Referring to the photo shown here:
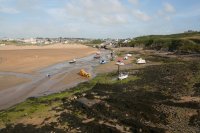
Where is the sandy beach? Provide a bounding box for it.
[0,44,99,109]
[0,44,97,73]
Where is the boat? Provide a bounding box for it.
[100,59,107,64]
[126,54,132,57]
[136,58,146,64]
[94,52,101,59]
[79,69,91,78]
[118,73,128,80]
[116,58,124,65]
[117,58,123,62]
[116,62,125,65]
[96,51,101,54]
[69,59,76,63]
[94,55,101,59]
[46,74,51,78]
[124,56,128,60]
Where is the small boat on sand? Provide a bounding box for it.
[124,56,128,60]
[126,54,132,57]
[136,58,146,64]
[118,73,128,80]
[46,74,51,78]
[94,52,101,59]
[94,55,101,59]
[116,62,125,65]
[100,59,107,64]
[116,58,124,65]
[69,59,76,63]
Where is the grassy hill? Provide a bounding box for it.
[123,32,200,53]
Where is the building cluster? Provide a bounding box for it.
[0,37,92,45]
[0,37,133,48]
[184,30,199,33]
[98,38,132,49]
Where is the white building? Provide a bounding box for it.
[23,38,37,44]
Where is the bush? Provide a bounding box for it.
[90,39,104,44]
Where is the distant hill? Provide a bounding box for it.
[123,32,200,54]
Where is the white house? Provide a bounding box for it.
[23,38,37,44]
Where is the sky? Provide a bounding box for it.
[0,0,200,39]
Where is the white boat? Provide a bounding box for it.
[124,56,128,60]
[100,60,107,64]
[94,53,101,58]
[118,73,128,80]
[126,54,132,57]
[96,51,101,54]
[136,58,146,64]
[69,59,76,63]
[46,74,51,78]
[116,62,125,65]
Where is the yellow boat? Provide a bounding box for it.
[79,69,91,78]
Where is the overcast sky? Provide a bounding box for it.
[0,0,200,38]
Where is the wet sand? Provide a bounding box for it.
[0,44,99,109]
[0,47,109,110]
[0,75,30,91]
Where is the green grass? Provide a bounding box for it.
[121,32,200,53]
[0,100,49,126]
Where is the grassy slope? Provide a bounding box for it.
[134,32,200,42]
[126,32,200,53]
